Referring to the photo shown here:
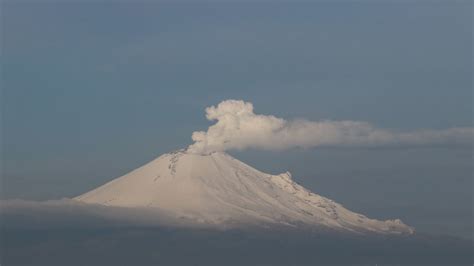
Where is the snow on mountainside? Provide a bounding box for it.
[75,149,414,234]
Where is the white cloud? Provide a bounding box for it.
[187,100,473,154]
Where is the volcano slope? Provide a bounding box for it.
[75,149,413,235]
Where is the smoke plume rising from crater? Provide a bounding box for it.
[187,100,473,154]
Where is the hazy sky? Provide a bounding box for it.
[2,2,472,238]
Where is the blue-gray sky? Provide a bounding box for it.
[1,1,472,238]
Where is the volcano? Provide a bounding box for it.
[75,149,414,234]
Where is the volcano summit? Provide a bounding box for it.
[75,149,413,235]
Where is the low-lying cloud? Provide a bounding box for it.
[187,100,473,154]
[2,201,472,266]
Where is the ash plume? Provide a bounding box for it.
[187,100,473,154]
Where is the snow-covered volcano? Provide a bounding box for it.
[75,149,414,234]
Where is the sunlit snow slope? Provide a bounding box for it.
[75,149,414,234]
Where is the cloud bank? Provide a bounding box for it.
[187,100,473,154]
